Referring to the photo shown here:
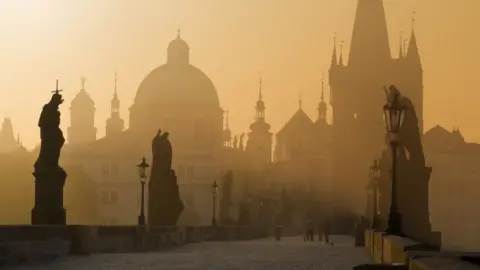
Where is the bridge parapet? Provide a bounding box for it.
[0,225,266,268]
[364,229,480,270]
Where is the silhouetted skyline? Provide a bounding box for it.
[0,0,478,149]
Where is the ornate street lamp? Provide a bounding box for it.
[137,157,150,226]
[369,160,381,229]
[211,180,219,226]
[382,86,407,235]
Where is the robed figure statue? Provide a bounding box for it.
[31,83,68,225]
[148,130,184,226]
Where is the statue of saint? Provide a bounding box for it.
[151,131,173,176]
[152,128,162,155]
[34,89,65,171]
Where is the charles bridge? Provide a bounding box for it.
[2,43,478,270]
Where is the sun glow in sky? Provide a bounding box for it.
[0,0,479,148]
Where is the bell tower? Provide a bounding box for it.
[106,73,125,136]
[246,77,273,165]
[68,77,97,145]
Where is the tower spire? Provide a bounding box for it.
[348,0,391,66]
[330,33,338,67]
[399,31,404,58]
[407,11,421,69]
[339,40,345,66]
[298,92,303,110]
[255,75,266,120]
[259,75,263,101]
[317,75,328,123]
[114,72,118,97]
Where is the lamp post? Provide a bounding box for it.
[382,86,407,235]
[369,160,381,229]
[211,180,218,226]
[137,157,150,226]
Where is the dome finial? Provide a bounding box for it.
[177,28,181,38]
[298,91,303,109]
[81,76,86,91]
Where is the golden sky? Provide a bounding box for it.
[0,0,478,148]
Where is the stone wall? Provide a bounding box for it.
[364,229,480,270]
[0,225,266,268]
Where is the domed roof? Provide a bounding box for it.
[168,30,190,52]
[71,78,94,108]
[72,89,94,107]
[132,34,219,108]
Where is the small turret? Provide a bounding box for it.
[106,72,125,136]
[406,12,422,70]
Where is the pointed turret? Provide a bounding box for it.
[348,0,391,66]
[398,31,404,59]
[339,41,345,66]
[406,12,422,70]
[317,76,328,124]
[255,77,266,120]
[246,75,272,165]
[330,33,338,68]
[106,72,125,136]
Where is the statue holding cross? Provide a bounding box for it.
[32,79,67,225]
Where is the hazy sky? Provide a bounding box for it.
[0,0,478,148]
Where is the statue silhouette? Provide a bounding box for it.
[378,87,440,247]
[148,130,183,226]
[32,82,67,225]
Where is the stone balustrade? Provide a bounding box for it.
[0,225,267,268]
[364,229,480,270]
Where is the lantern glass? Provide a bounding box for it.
[383,88,407,135]
[137,157,150,180]
[212,180,218,196]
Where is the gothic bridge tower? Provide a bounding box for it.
[329,0,423,217]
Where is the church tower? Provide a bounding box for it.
[246,77,272,165]
[68,77,97,145]
[316,77,328,126]
[106,73,125,136]
[330,0,424,216]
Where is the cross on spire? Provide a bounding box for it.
[298,92,303,109]
[259,74,263,101]
[114,72,118,94]
[321,74,325,101]
[51,79,63,95]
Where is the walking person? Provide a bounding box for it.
[324,219,331,245]
[317,221,324,242]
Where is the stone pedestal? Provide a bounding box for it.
[31,168,67,225]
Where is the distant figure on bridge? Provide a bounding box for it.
[323,220,331,245]
[304,218,314,242]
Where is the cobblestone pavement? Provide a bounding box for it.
[12,235,371,270]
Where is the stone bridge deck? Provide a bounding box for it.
[12,235,370,270]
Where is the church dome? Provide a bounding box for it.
[132,33,219,108]
[71,89,94,108]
